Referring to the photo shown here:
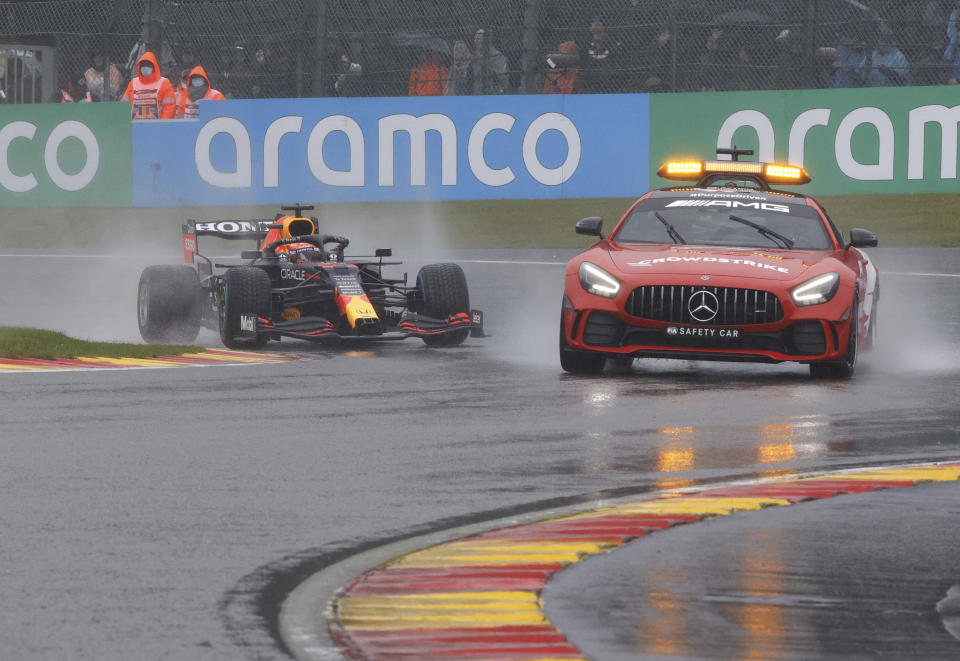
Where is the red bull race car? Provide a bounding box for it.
[137,204,483,349]
[561,149,879,378]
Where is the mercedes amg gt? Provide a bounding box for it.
[560,149,878,377]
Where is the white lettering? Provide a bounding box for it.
[263,116,302,187]
[378,113,457,186]
[717,110,775,162]
[788,108,831,168]
[0,121,37,192]
[468,113,516,187]
[835,107,894,180]
[44,121,100,192]
[196,117,252,188]
[522,112,581,186]
[907,104,960,180]
[308,115,365,186]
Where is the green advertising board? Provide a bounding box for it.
[0,103,132,207]
[650,87,960,196]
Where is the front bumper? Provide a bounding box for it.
[562,303,850,364]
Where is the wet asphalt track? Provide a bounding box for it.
[0,247,958,660]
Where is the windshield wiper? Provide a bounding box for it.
[654,212,686,245]
[727,214,794,249]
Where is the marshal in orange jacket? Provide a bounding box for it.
[122,51,176,119]
[175,66,226,119]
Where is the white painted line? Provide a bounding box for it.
[888,271,960,279]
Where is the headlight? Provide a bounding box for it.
[791,272,839,306]
[579,262,621,298]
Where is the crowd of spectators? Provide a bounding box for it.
[51,0,960,109]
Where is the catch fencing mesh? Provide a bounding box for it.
[1,0,957,103]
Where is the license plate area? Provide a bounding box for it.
[665,326,742,344]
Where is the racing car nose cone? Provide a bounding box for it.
[688,290,719,322]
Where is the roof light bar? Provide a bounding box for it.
[659,161,703,178]
[657,158,811,185]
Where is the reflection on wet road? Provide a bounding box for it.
[0,248,956,660]
[546,481,960,660]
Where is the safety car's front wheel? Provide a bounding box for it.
[219,266,271,349]
[417,263,470,346]
[810,294,858,379]
[137,265,202,344]
[559,316,606,374]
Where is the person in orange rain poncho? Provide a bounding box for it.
[122,51,176,119]
[175,66,225,119]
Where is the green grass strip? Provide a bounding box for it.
[0,327,201,360]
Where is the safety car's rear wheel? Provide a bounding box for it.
[559,316,606,374]
[137,265,202,344]
[810,294,858,379]
[417,263,470,346]
[219,266,271,350]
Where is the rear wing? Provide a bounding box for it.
[182,218,278,264]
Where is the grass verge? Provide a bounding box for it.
[2,193,958,251]
[0,327,200,360]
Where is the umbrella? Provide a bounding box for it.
[390,32,450,56]
[715,10,776,27]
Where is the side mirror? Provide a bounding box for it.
[576,216,604,238]
[847,228,878,249]
[375,248,392,258]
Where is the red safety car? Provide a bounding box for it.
[560,148,879,377]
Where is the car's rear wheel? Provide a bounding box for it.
[417,263,470,347]
[559,316,606,374]
[137,265,202,344]
[810,294,858,379]
[219,266,271,349]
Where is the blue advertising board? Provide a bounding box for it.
[132,94,649,207]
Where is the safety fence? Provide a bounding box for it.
[0,0,958,103]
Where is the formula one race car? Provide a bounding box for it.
[561,148,878,378]
[137,204,483,349]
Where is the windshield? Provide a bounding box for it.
[614,197,834,250]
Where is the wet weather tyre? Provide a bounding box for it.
[137,265,202,344]
[810,294,858,379]
[219,266,271,350]
[559,316,606,374]
[417,263,470,346]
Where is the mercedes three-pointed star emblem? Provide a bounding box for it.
[688,290,719,323]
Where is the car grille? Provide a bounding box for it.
[626,285,784,325]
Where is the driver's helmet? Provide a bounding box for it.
[287,244,323,263]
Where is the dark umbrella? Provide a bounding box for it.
[390,32,451,56]
[714,10,776,27]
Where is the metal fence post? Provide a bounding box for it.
[520,0,540,94]
[803,0,818,89]
[669,0,679,92]
[145,0,161,57]
[311,0,327,96]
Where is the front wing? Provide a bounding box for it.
[251,310,482,343]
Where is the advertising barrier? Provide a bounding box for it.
[131,94,650,207]
[650,87,960,196]
[0,86,956,208]
[0,103,132,207]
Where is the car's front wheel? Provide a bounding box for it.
[137,265,202,344]
[219,266,272,350]
[810,294,858,378]
[417,263,470,347]
[559,316,606,374]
